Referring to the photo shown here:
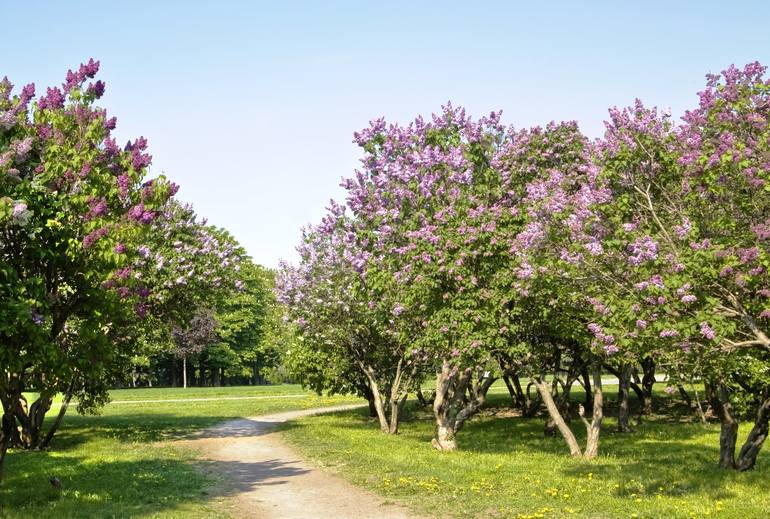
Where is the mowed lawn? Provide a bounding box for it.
[0,385,361,518]
[280,389,770,519]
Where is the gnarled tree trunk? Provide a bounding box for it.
[357,357,413,435]
[706,381,738,469]
[533,376,581,456]
[580,365,593,411]
[41,377,77,449]
[736,393,770,471]
[432,361,496,451]
[535,357,604,459]
[582,362,604,459]
[640,358,655,415]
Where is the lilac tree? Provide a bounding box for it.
[277,222,420,434]
[0,61,176,477]
[569,63,770,469]
[339,105,509,450]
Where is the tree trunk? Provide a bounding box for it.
[617,363,632,433]
[640,358,655,415]
[511,375,526,409]
[356,362,391,433]
[182,356,187,389]
[581,366,593,411]
[0,410,15,483]
[533,376,582,456]
[706,382,738,469]
[359,384,378,418]
[367,395,378,417]
[16,392,53,450]
[432,361,495,451]
[355,354,413,435]
[544,378,573,437]
[41,377,77,448]
[502,375,516,404]
[415,387,427,407]
[385,357,415,435]
[433,421,458,451]
[582,362,603,459]
[736,394,770,471]
[503,374,525,409]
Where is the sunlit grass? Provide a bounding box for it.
[280,391,770,519]
[1,385,361,518]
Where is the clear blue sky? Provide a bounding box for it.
[4,1,769,267]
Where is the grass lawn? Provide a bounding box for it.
[0,385,360,518]
[280,389,770,519]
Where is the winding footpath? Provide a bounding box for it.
[177,405,420,519]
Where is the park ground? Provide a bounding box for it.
[1,382,769,518]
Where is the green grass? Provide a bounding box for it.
[280,391,770,519]
[105,384,311,401]
[22,383,311,406]
[1,385,361,518]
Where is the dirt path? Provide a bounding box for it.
[177,405,420,519]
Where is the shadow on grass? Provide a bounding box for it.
[50,413,241,446]
[282,402,770,503]
[0,449,317,518]
[1,452,210,518]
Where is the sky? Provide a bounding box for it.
[3,1,770,267]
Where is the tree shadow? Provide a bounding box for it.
[286,399,770,502]
[2,454,208,517]
[189,417,288,439]
[197,458,310,493]
[190,404,365,440]
[1,449,314,517]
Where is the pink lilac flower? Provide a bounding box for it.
[700,322,716,340]
[83,227,109,249]
[87,80,105,98]
[628,235,658,265]
[12,202,27,216]
[673,217,691,239]
[117,173,131,198]
[38,87,64,110]
[622,222,637,232]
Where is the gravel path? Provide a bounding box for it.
[177,405,420,519]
